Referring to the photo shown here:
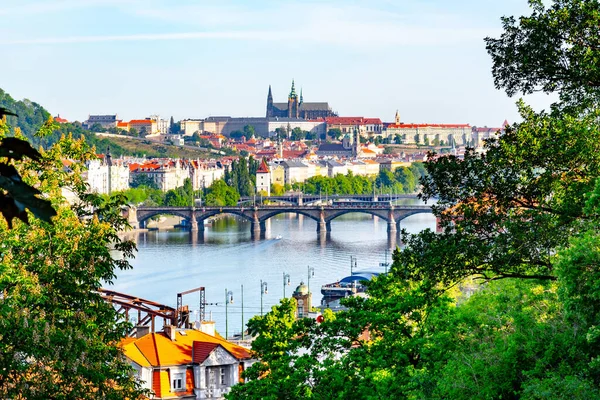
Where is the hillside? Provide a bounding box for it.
[0,88,217,159]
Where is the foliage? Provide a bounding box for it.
[224,156,258,197]
[291,164,425,196]
[130,174,159,190]
[228,2,600,399]
[327,128,342,140]
[271,183,285,196]
[0,119,146,399]
[0,89,50,147]
[204,179,239,206]
[485,0,600,108]
[164,178,195,207]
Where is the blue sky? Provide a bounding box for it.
[0,0,552,126]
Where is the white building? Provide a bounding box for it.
[121,325,255,400]
[188,160,225,190]
[130,160,190,191]
[86,158,129,194]
[255,159,271,195]
[181,119,204,136]
[280,160,309,185]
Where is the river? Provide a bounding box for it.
[111,206,436,336]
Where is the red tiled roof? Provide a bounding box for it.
[129,119,153,125]
[387,123,470,129]
[282,150,307,159]
[121,330,251,368]
[325,117,382,125]
[257,158,270,174]
[192,342,219,364]
[54,115,68,123]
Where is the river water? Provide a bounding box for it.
[111,204,436,336]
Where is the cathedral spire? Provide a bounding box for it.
[300,88,303,104]
[268,85,273,101]
[289,80,296,97]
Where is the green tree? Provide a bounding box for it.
[130,174,159,190]
[290,127,305,140]
[485,0,600,107]
[204,179,239,206]
[227,3,600,399]
[271,183,285,196]
[0,120,146,399]
[243,125,255,140]
[230,130,244,140]
[327,128,342,140]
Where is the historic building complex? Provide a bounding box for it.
[266,81,337,120]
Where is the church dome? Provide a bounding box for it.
[294,281,309,295]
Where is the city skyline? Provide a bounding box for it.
[0,0,554,126]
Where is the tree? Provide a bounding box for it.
[271,183,285,196]
[169,116,181,134]
[327,128,342,140]
[230,130,244,140]
[0,118,146,399]
[243,125,256,140]
[226,3,600,399]
[290,127,305,141]
[130,174,159,190]
[485,0,600,108]
[204,179,239,206]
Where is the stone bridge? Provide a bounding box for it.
[128,204,432,235]
[237,193,419,205]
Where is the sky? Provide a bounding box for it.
[0,0,554,127]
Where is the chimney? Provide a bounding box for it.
[135,325,150,338]
[196,321,216,337]
[164,325,177,341]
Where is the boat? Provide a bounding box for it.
[275,235,282,240]
[320,270,381,307]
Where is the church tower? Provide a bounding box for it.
[287,80,299,119]
[394,110,401,125]
[266,85,274,118]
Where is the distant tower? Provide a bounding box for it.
[394,110,401,125]
[266,85,274,118]
[353,129,359,158]
[292,281,312,319]
[287,80,299,119]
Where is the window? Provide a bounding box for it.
[172,372,184,391]
[220,367,226,385]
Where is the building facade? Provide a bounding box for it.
[266,81,337,120]
[121,326,254,400]
[255,159,271,195]
[83,114,118,130]
[86,158,130,194]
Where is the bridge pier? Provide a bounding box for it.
[387,209,397,234]
[317,209,331,233]
[190,209,199,232]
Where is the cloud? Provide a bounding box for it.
[0,1,498,48]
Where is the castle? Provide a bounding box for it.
[266,81,337,120]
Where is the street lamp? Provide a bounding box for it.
[260,280,268,316]
[283,272,291,298]
[241,284,244,340]
[225,289,233,339]
[307,266,315,294]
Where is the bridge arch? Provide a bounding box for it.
[325,209,391,223]
[258,209,322,225]
[137,210,192,226]
[195,209,255,224]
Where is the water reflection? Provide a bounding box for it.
[113,211,435,335]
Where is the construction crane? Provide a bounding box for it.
[176,286,206,328]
